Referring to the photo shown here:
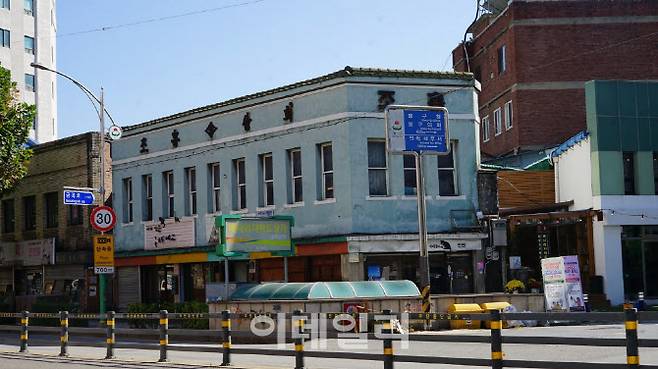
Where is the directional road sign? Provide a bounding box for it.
[93,234,115,274]
[63,190,95,205]
[386,106,449,154]
[90,206,116,233]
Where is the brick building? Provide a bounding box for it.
[0,132,111,312]
[452,0,658,162]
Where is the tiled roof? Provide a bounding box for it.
[123,66,473,132]
[550,131,589,159]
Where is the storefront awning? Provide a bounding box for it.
[230,280,420,301]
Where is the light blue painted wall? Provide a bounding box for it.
[111,74,480,252]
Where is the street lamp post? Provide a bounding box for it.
[31,62,115,315]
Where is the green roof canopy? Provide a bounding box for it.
[230,281,420,301]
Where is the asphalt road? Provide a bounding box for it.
[0,324,656,369]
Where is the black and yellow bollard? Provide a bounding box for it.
[489,309,503,369]
[382,309,394,369]
[19,311,28,353]
[159,310,168,362]
[421,286,431,313]
[220,310,231,366]
[59,310,69,357]
[624,308,639,368]
[293,309,305,369]
[105,311,115,359]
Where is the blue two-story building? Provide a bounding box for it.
[111,67,485,309]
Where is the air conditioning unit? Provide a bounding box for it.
[492,219,508,246]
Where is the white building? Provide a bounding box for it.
[0,0,57,143]
[553,81,658,305]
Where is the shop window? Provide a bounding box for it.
[2,199,15,233]
[287,149,303,203]
[318,142,334,200]
[142,174,153,221]
[654,153,658,195]
[163,171,175,217]
[23,195,36,231]
[259,153,274,207]
[233,158,246,210]
[403,154,417,196]
[68,205,83,226]
[367,140,388,196]
[623,152,635,195]
[438,142,458,196]
[122,178,133,223]
[185,167,197,215]
[209,163,221,213]
[482,116,490,142]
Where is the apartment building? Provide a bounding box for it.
[0,0,57,142]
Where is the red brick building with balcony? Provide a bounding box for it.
[452,0,658,161]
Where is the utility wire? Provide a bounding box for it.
[57,0,267,38]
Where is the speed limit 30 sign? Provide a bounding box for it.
[90,206,117,233]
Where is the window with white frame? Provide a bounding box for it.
[24,0,33,15]
[403,154,417,196]
[319,143,334,200]
[209,163,221,213]
[482,116,490,142]
[185,167,197,215]
[24,74,35,92]
[504,101,513,130]
[1,0,9,10]
[24,35,34,54]
[122,178,133,223]
[438,142,458,196]
[142,174,153,221]
[494,108,502,136]
[367,140,388,196]
[233,158,246,210]
[163,171,175,218]
[288,148,303,203]
[260,153,274,207]
[0,29,9,48]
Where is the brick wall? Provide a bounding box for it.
[0,132,111,252]
[453,0,658,157]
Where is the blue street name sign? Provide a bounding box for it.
[63,190,95,205]
[403,109,447,152]
[386,107,449,154]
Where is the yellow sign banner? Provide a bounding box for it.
[93,235,115,274]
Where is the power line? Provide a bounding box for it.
[57,0,267,38]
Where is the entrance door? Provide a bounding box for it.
[448,253,473,294]
[622,239,643,298]
[644,242,658,297]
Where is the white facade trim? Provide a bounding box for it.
[114,111,479,167]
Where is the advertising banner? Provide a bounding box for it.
[216,215,294,257]
[541,256,585,312]
[13,239,55,266]
[144,217,196,250]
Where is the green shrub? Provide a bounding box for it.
[127,301,209,329]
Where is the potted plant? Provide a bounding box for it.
[527,278,542,293]
[505,279,525,294]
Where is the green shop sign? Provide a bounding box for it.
[215,215,295,257]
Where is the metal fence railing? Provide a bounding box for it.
[0,308,657,369]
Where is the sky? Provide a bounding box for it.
[56,0,476,138]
